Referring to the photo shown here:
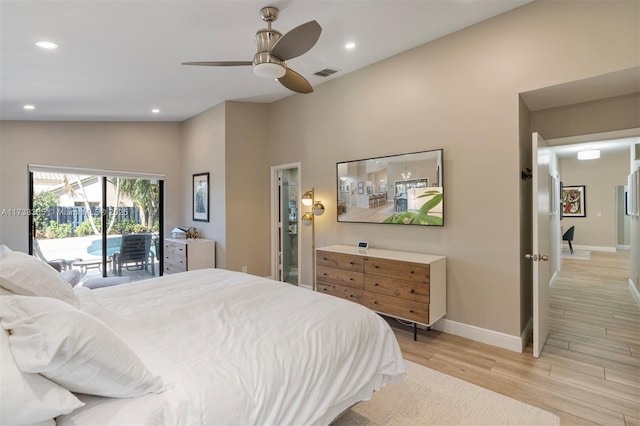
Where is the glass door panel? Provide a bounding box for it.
[106,177,160,280]
[280,168,299,285]
[31,171,106,280]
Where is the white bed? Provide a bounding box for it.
[0,246,405,426]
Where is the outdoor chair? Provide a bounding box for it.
[32,237,81,271]
[112,233,154,276]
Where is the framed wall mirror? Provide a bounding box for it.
[336,149,444,226]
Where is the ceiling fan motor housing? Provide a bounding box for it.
[253,29,286,78]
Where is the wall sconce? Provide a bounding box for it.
[301,188,324,290]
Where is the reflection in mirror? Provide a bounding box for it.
[336,149,444,226]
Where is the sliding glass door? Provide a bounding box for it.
[29,166,164,283]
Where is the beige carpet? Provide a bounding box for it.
[334,360,560,426]
[561,249,591,260]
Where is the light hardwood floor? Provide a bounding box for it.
[388,250,639,426]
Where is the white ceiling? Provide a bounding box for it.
[0,0,534,122]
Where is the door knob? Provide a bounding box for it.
[525,253,549,261]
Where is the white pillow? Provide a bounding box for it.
[0,249,79,306]
[0,295,163,398]
[0,327,84,425]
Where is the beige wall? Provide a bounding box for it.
[181,103,227,267]
[559,151,630,249]
[180,101,270,275]
[224,101,270,275]
[267,0,639,336]
[531,94,640,140]
[0,121,182,252]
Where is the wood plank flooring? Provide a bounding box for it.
[388,250,639,425]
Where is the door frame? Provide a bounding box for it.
[270,162,301,283]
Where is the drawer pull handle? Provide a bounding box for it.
[323,273,327,276]
[410,270,415,274]
[350,278,354,281]
[373,301,378,304]
[374,265,379,268]
[409,310,414,313]
[349,262,354,265]
[410,289,415,293]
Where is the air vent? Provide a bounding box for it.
[314,68,339,77]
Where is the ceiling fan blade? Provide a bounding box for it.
[182,61,253,66]
[271,20,322,61]
[278,68,313,94]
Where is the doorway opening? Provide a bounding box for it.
[271,163,301,285]
[532,129,639,357]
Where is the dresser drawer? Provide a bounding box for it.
[317,250,364,272]
[317,265,363,289]
[362,291,429,324]
[165,241,186,258]
[164,262,186,274]
[317,283,363,303]
[365,258,429,283]
[364,275,429,304]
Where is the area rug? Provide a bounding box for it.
[561,249,591,260]
[333,360,560,426]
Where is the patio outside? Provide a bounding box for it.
[37,235,160,283]
[32,171,161,284]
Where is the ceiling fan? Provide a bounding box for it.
[182,6,322,94]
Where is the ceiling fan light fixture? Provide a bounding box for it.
[254,62,286,79]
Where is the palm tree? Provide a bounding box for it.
[118,178,159,230]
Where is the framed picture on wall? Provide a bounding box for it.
[193,172,210,222]
[562,185,586,217]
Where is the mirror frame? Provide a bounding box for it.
[336,148,444,226]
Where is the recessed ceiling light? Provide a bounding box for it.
[152,108,160,114]
[345,42,356,50]
[23,105,35,110]
[35,41,58,49]
[577,149,600,160]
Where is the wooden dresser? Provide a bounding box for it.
[316,245,446,337]
[164,238,215,274]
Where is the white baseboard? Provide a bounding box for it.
[550,270,558,288]
[617,245,631,251]
[300,283,313,291]
[431,318,524,353]
[630,279,640,304]
[573,244,616,253]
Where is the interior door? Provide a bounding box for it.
[531,132,551,358]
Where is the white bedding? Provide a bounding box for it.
[58,268,405,425]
